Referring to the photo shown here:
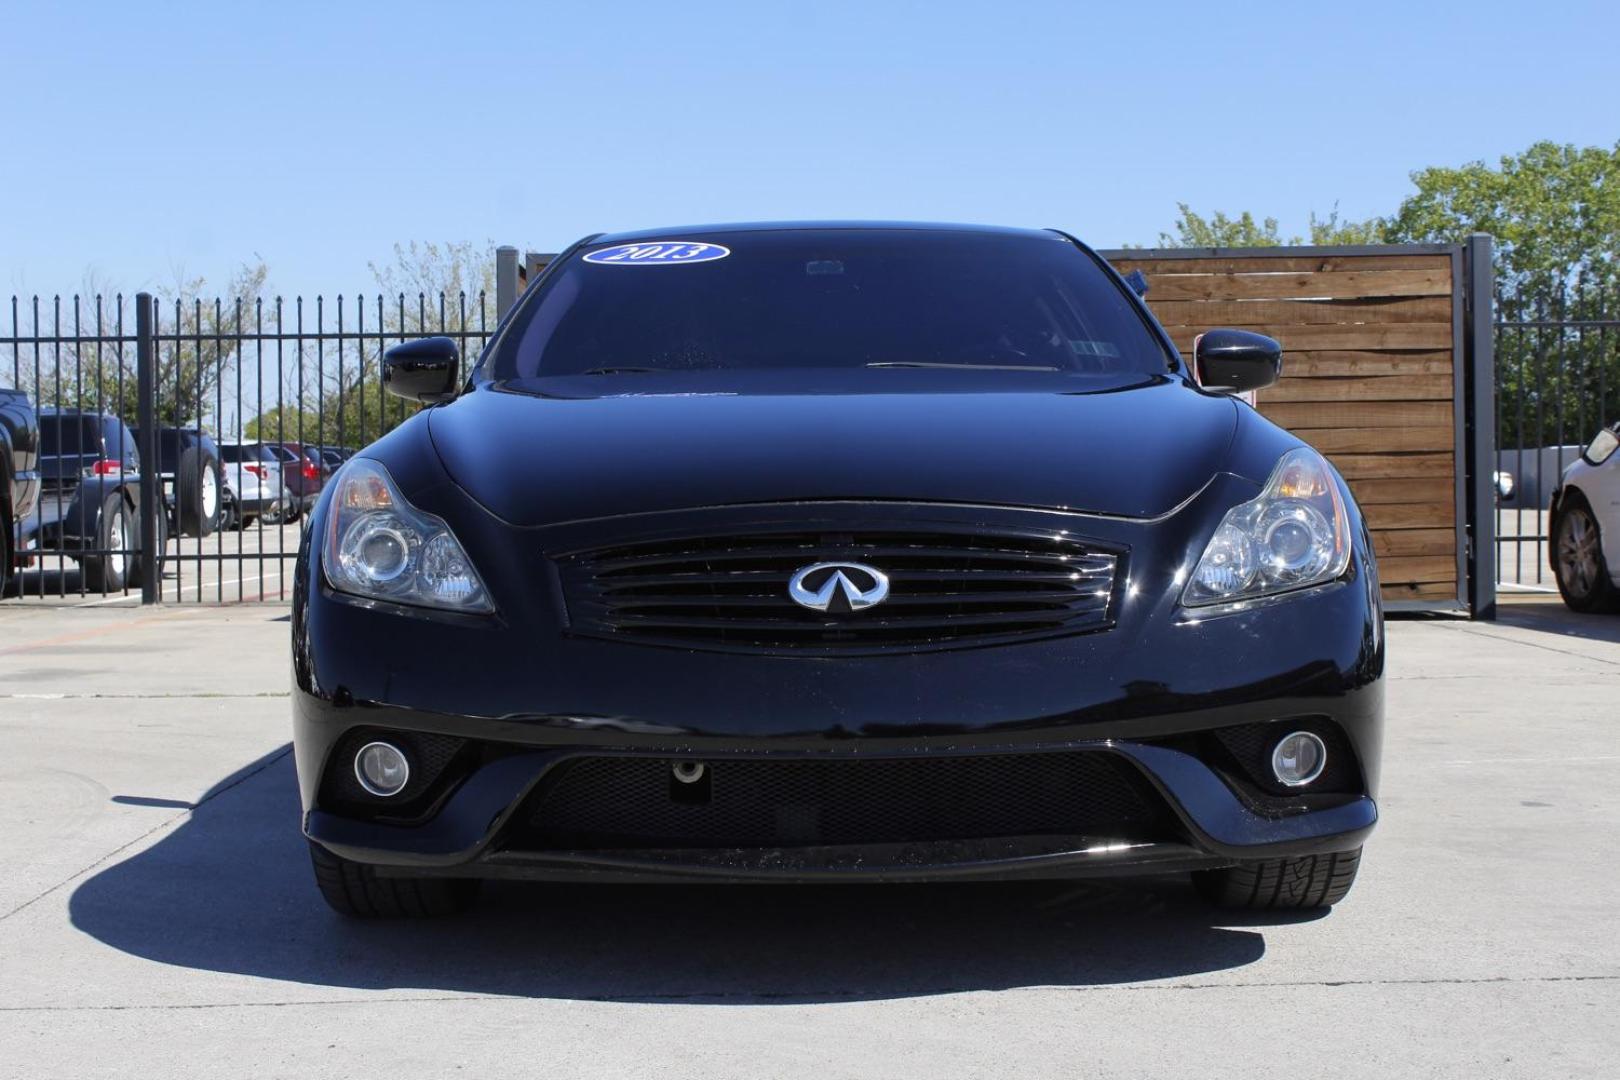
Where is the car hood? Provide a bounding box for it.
[426,374,1238,527]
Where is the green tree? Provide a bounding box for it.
[1385,140,1620,294]
[240,242,500,449]
[1155,203,1287,247]
[1385,141,1620,449]
[8,262,269,428]
[1307,206,1386,245]
[1150,202,1386,248]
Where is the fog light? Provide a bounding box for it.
[354,741,410,797]
[1271,731,1327,787]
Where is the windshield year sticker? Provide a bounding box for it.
[583,241,731,266]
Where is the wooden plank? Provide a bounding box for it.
[1376,556,1459,583]
[1147,297,1450,327]
[1263,375,1455,403]
[1382,580,1459,600]
[1165,323,1451,351]
[1287,351,1453,377]
[1260,401,1454,430]
[1143,268,1452,302]
[1297,426,1456,453]
[1371,528,1456,558]
[1349,477,1455,506]
[1364,502,1457,528]
[1383,579,1458,598]
[1109,254,1452,275]
[1328,453,1453,480]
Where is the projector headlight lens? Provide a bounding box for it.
[1184,448,1351,608]
[323,459,493,613]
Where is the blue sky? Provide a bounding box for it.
[2,0,1616,300]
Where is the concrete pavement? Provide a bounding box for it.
[0,600,1617,1078]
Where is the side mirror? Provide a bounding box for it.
[383,337,460,403]
[1584,425,1620,467]
[1194,329,1282,394]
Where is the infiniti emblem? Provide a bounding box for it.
[787,562,891,614]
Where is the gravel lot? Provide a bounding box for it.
[0,599,1616,1078]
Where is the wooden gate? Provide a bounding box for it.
[1103,243,1494,614]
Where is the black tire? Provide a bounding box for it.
[177,445,223,538]
[308,840,479,918]
[1193,847,1362,910]
[1552,493,1620,613]
[81,494,131,593]
[128,500,167,590]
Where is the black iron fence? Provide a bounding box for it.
[3,290,493,603]
[1495,285,1620,590]
[5,270,1605,604]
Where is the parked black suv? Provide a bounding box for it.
[16,409,164,592]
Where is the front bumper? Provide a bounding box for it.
[293,476,1385,884]
[301,736,1377,884]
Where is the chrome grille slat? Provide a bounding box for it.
[556,527,1121,654]
[592,567,1110,590]
[594,589,1105,609]
[589,545,1114,574]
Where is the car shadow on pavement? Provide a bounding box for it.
[70,746,1315,1003]
[1494,599,1620,645]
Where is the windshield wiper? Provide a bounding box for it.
[865,361,1062,372]
[576,366,663,375]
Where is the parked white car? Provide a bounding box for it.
[218,440,289,529]
[1551,423,1620,611]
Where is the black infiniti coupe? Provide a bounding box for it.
[292,223,1383,917]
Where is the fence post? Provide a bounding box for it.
[495,246,519,319]
[135,292,159,604]
[1464,234,1497,620]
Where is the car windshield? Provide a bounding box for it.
[494,229,1174,380]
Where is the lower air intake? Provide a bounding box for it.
[518,752,1169,849]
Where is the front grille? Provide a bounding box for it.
[516,752,1168,850]
[556,528,1121,653]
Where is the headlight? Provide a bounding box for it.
[323,458,493,613]
[1182,447,1351,608]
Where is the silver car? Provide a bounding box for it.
[218,441,290,528]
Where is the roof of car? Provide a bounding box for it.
[587,221,1066,246]
[39,407,120,419]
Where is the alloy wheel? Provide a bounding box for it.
[106,509,128,580]
[1558,507,1601,598]
[202,469,219,521]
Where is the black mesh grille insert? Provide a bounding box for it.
[518,752,1169,850]
[555,528,1121,653]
